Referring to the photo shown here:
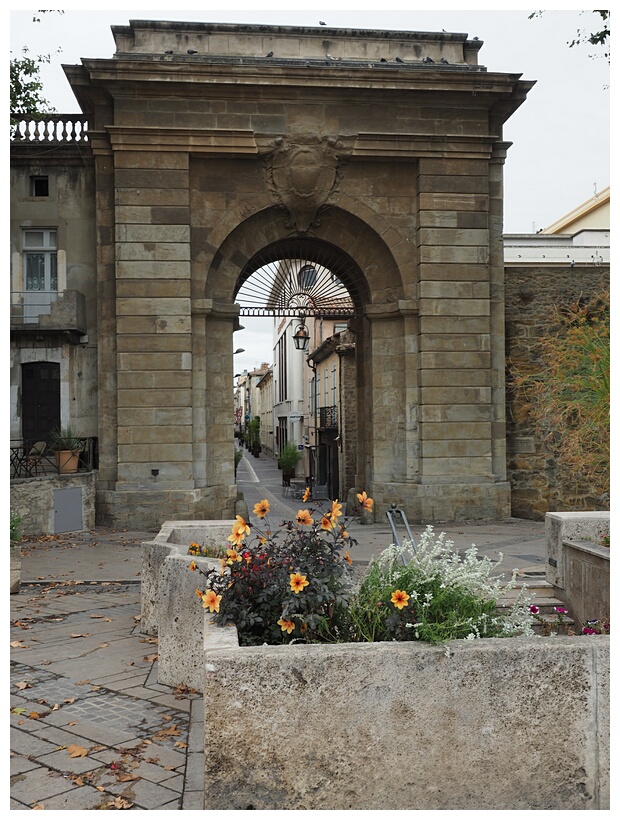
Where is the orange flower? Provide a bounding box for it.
[226,548,242,564]
[290,572,310,594]
[258,536,267,545]
[302,486,311,502]
[200,589,222,613]
[253,499,270,518]
[277,618,295,634]
[218,558,227,575]
[189,561,197,572]
[343,550,352,566]
[321,514,336,531]
[296,509,313,527]
[356,491,373,511]
[390,589,410,610]
[228,515,250,546]
[330,500,343,519]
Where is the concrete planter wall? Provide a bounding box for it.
[140,520,236,690]
[546,512,610,630]
[204,627,610,810]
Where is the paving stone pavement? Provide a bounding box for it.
[11,457,547,810]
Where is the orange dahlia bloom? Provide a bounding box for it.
[290,572,310,594]
[330,500,343,519]
[343,550,353,566]
[228,515,250,546]
[253,499,270,518]
[296,509,313,526]
[226,548,242,564]
[200,589,222,613]
[277,618,296,634]
[390,589,410,610]
[321,514,336,531]
[189,561,197,572]
[356,491,373,511]
[302,486,311,502]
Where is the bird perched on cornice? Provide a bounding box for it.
[380,57,388,62]
[165,50,173,54]
[319,20,326,25]
[187,49,197,54]
[440,58,449,64]
[326,53,337,60]
[395,56,404,63]
[422,56,434,63]
[266,51,274,57]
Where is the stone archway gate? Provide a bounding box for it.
[66,20,533,529]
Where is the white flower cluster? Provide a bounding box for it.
[378,525,535,638]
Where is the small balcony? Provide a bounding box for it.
[11,290,87,342]
[11,437,98,480]
[319,405,338,430]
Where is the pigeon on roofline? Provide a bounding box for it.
[326,53,337,60]
[380,57,388,62]
[395,56,404,63]
[266,51,274,57]
[187,49,197,54]
[422,56,434,63]
[165,50,173,54]
[440,58,449,64]
[319,21,326,25]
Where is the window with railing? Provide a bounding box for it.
[22,228,57,321]
[319,406,338,429]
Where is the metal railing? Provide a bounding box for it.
[319,405,338,429]
[10,115,89,143]
[11,438,98,479]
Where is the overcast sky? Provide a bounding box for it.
[9,3,611,374]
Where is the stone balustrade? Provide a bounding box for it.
[10,115,89,143]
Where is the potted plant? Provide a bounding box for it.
[278,441,302,485]
[49,426,84,474]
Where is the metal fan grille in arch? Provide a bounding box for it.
[235,242,359,318]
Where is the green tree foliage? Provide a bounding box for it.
[10,11,63,120]
[511,290,610,499]
[529,10,610,61]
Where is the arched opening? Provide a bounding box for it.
[231,237,369,501]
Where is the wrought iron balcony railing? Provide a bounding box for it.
[11,438,98,479]
[319,405,338,429]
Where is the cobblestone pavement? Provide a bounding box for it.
[11,455,546,809]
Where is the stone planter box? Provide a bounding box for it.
[141,519,236,691]
[546,512,610,630]
[204,627,610,810]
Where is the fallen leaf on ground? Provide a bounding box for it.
[71,633,91,638]
[10,641,29,648]
[32,803,45,809]
[174,740,187,749]
[16,681,32,690]
[143,654,158,663]
[75,680,91,685]
[67,744,89,758]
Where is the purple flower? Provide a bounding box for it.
[554,607,568,615]
[529,605,540,614]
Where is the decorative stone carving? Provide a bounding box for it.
[258,135,354,232]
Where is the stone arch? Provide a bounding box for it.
[199,203,416,506]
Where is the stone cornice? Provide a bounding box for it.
[192,299,240,319]
[354,133,497,160]
[364,300,418,320]
[106,126,258,155]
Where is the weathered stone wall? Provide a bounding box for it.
[505,265,609,519]
[10,473,96,536]
[204,633,610,810]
